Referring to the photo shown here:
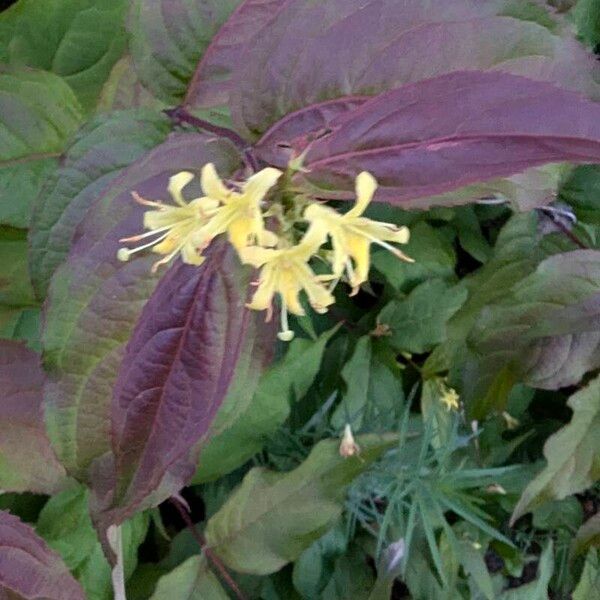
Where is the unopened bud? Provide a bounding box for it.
[339,424,360,458]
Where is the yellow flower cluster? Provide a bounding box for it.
[118,163,412,340]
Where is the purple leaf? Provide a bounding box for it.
[184,0,291,113]
[0,511,84,600]
[42,133,243,481]
[0,341,66,495]
[219,0,597,137]
[254,96,369,167]
[91,242,276,530]
[293,71,600,205]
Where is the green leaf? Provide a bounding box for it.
[37,484,148,600]
[292,523,348,600]
[457,540,495,600]
[372,221,456,292]
[0,306,40,350]
[321,544,376,600]
[0,0,128,112]
[573,549,600,600]
[129,0,240,104]
[460,250,600,418]
[573,0,600,48]
[194,328,337,483]
[0,229,35,306]
[499,541,554,599]
[0,68,83,228]
[379,279,467,354]
[511,375,600,523]
[205,434,397,575]
[148,555,229,600]
[330,337,404,431]
[573,513,600,557]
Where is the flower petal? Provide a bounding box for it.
[168,171,194,206]
[243,167,282,206]
[346,171,377,218]
[201,163,231,201]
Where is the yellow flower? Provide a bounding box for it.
[304,172,412,292]
[440,385,460,411]
[339,424,360,458]
[240,229,334,341]
[192,163,282,253]
[117,171,219,271]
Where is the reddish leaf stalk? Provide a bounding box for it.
[164,106,259,172]
[170,497,248,600]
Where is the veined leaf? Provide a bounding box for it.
[0,510,85,600]
[461,250,600,417]
[93,242,275,528]
[29,109,171,299]
[0,0,128,112]
[129,0,241,104]
[225,0,597,138]
[0,68,83,228]
[511,375,600,523]
[42,134,242,481]
[149,555,229,600]
[0,341,66,495]
[297,72,600,207]
[184,0,290,116]
[205,434,397,575]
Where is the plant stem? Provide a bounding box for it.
[107,525,127,600]
[169,497,248,600]
[164,106,259,172]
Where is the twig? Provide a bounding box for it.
[164,106,259,172]
[169,496,248,600]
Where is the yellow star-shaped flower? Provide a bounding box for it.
[192,163,282,253]
[239,229,334,340]
[304,172,412,292]
[118,171,219,271]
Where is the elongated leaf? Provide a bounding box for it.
[511,375,600,523]
[573,513,600,557]
[0,0,127,112]
[0,341,66,495]
[297,71,600,206]
[29,109,171,299]
[205,434,397,574]
[149,555,229,600]
[0,68,83,228]
[93,243,275,527]
[184,0,290,114]
[461,250,600,417]
[37,485,148,600]
[129,0,240,104]
[224,0,597,137]
[42,134,242,481]
[0,511,84,600]
[193,326,335,483]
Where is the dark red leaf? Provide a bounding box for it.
[0,341,66,495]
[294,71,600,205]
[184,0,291,113]
[0,511,84,600]
[91,242,276,529]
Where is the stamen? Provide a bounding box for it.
[277,303,294,341]
[350,227,414,263]
[131,191,165,208]
[151,245,182,273]
[119,231,171,257]
[119,225,172,243]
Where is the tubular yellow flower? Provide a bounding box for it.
[239,229,334,341]
[117,171,219,272]
[304,171,412,292]
[440,385,460,411]
[192,163,282,253]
